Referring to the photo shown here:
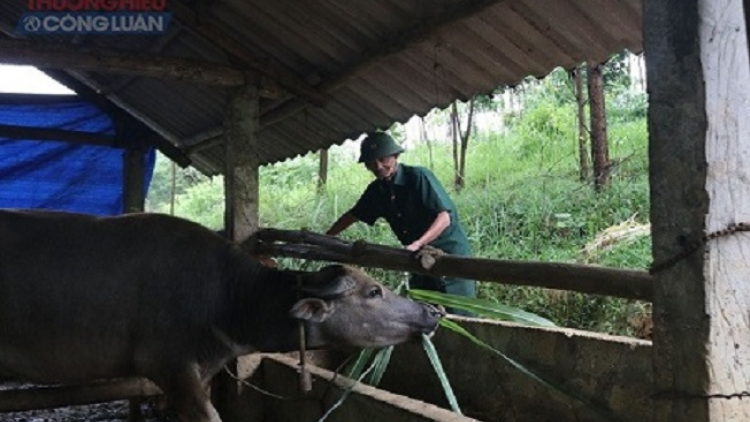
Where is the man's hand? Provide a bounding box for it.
[413,245,445,269]
[406,241,423,251]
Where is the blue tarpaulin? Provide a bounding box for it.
[0,94,155,215]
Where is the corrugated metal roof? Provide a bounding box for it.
[0,0,642,175]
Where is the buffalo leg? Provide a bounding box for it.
[151,367,222,422]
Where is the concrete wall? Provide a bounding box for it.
[379,317,653,422]
[221,319,652,422]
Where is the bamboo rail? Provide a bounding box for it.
[248,229,653,302]
[0,378,161,412]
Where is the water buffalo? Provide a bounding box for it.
[0,209,443,422]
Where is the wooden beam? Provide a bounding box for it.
[0,378,161,412]
[103,23,184,95]
[260,0,505,128]
[0,38,250,86]
[0,123,114,147]
[39,69,120,114]
[186,135,222,155]
[0,22,193,169]
[42,68,193,167]
[248,229,653,301]
[646,0,750,420]
[1,67,193,169]
[170,1,329,107]
[140,132,191,168]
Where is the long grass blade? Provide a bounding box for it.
[365,345,393,386]
[421,333,462,415]
[409,289,556,327]
[345,348,375,379]
[439,319,622,422]
[319,347,391,422]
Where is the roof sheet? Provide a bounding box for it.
[0,0,642,175]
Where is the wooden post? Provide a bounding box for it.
[122,148,146,213]
[645,0,750,420]
[122,146,148,420]
[217,83,260,422]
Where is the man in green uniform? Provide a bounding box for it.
[326,132,476,314]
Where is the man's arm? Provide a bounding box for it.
[406,210,451,251]
[326,211,360,236]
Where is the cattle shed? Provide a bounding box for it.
[0,0,749,422]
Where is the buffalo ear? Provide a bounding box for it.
[290,298,333,323]
[301,265,356,297]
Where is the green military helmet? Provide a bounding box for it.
[358,132,405,162]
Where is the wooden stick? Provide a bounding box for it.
[252,229,653,302]
[0,123,114,147]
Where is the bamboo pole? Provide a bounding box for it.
[248,229,653,302]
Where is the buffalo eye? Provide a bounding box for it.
[366,286,383,298]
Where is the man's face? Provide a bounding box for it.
[364,155,398,181]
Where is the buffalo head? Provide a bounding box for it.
[290,265,444,349]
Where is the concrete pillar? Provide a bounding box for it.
[223,84,260,241]
[218,83,261,421]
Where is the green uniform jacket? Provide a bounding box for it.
[349,163,472,257]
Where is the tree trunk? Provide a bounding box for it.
[317,148,328,193]
[573,66,590,182]
[420,116,434,169]
[450,99,474,191]
[458,98,474,190]
[587,60,610,191]
[451,102,460,189]
[169,160,176,215]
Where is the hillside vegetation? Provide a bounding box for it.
[147,62,652,337]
